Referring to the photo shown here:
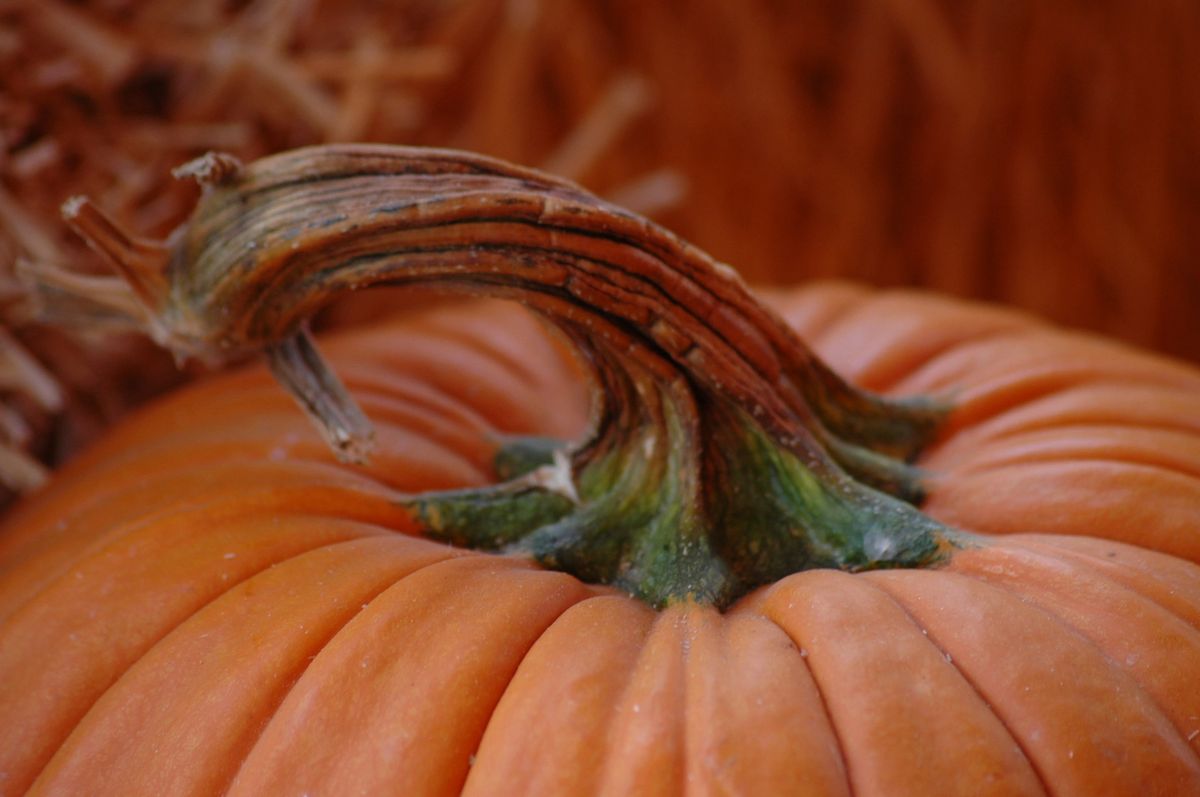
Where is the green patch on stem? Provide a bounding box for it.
[491,435,560,480]
[406,395,955,610]
[704,403,952,591]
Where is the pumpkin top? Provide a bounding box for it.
[2,292,1200,795]
[48,144,982,608]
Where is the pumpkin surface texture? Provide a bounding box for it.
[1,145,1200,796]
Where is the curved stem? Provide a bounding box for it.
[60,144,962,608]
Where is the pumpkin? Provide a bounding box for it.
[2,145,1199,795]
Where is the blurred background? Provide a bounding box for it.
[1,0,1198,488]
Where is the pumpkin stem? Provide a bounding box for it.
[61,196,171,315]
[265,328,374,463]
[59,143,962,609]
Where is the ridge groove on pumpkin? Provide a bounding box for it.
[946,370,1156,433]
[950,441,1200,483]
[212,362,505,440]
[207,537,472,797]
[867,569,1200,794]
[324,315,586,439]
[0,459,376,570]
[842,573,1052,797]
[680,607,697,793]
[979,414,1200,449]
[852,576,1050,797]
[131,391,493,487]
[224,556,592,796]
[338,384,505,476]
[924,415,1200,478]
[2,515,395,795]
[751,572,1043,796]
[31,534,467,796]
[344,373,502,441]
[946,542,1200,758]
[351,391,499,471]
[463,594,656,795]
[680,608,854,794]
[593,605,689,795]
[922,460,1200,562]
[460,595,652,792]
[0,458,403,569]
[850,326,1031,395]
[85,381,497,484]
[750,609,856,797]
[808,297,1033,393]
[935,385,1200,444]
[0,478,417,625]
[939,376,1098,436]
[36,411,388,486]
[333,328,576,436]
[418,309,561,391]
[1011,538,1200,631]
[105,376,494,482]
[893,333,1200,432]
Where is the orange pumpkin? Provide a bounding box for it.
[2,146,1199,795]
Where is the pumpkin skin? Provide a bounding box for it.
[0,287,1198,796]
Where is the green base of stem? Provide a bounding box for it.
[406,403,961,610]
